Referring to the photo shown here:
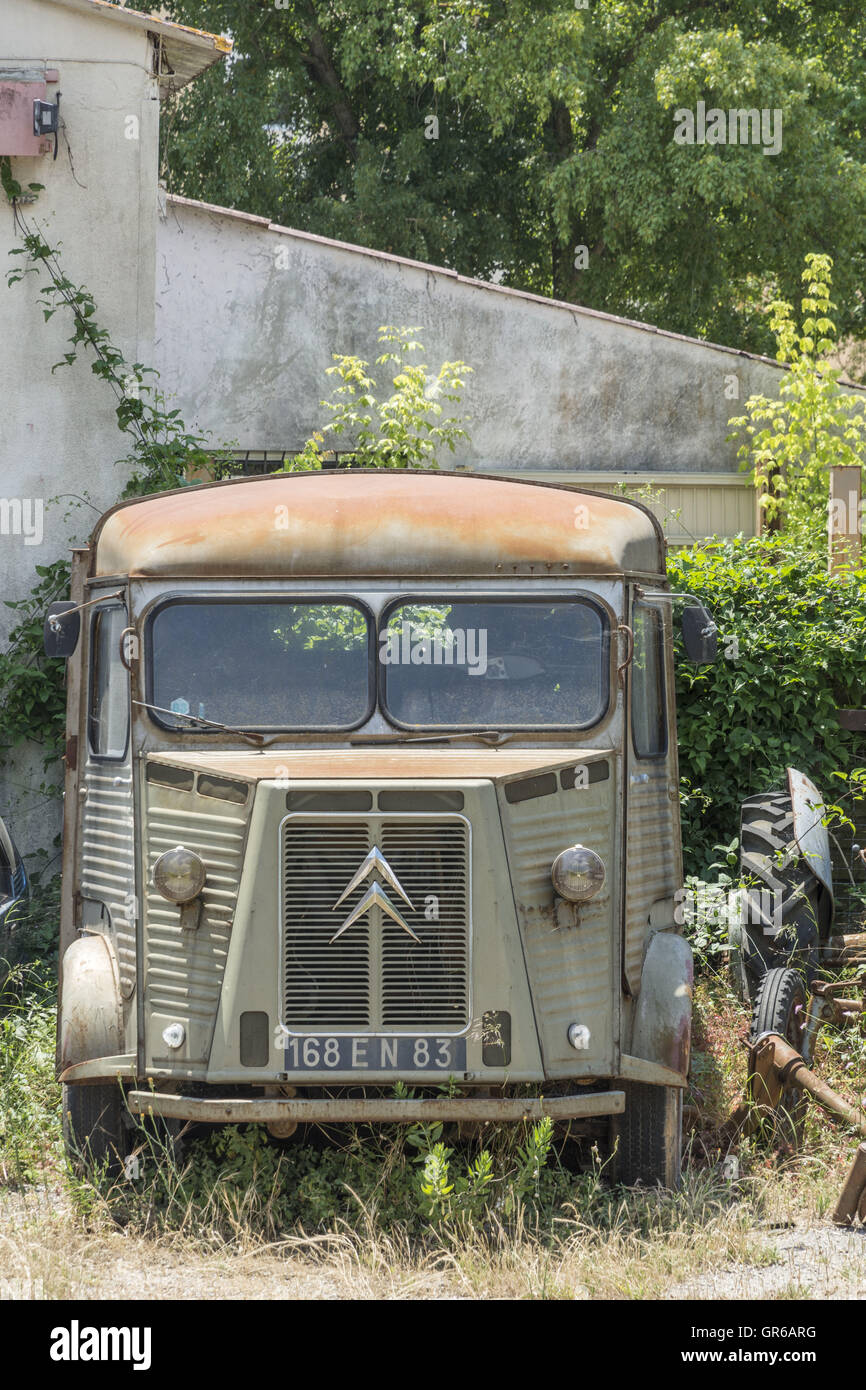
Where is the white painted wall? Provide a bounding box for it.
[155,194,789,476]
[0,0,160,856]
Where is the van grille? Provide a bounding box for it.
[281,816,470,1032]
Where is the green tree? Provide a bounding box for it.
[288,325,471,469]
[162,1,866,352]
[729,253,866,542]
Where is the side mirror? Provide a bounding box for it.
[43,602,81,658]
[681,604,718,664]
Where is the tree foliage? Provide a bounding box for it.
[668,534,866,876]
[729,253,866,542]
[162,0,866,352]
[287,325,471,469]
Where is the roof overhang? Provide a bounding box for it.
[91,470,666,580]
[47,0,231,89]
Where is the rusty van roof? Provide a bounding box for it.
[90,470,665,579]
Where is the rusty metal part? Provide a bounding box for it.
[810,981,866,1029]
[832,1143,866,1226]
[90,471,664,580]
[615,623,634,680]
[59,1054,136,1083]
[825,932,866,966]
[814,980,863,999]
[749,1032,866,1134]
[264,1085,298,1139]
[128,1088,626,1125]
[148,748,608,782]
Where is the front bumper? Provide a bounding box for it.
[128,1088,626,1124]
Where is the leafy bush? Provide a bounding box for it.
[729,253,866,544]
[287,325,471,471]
[100,1107,578,1244]
[668,533,866,875]
[0,962,59,1184]
[0,558,70,767]
[679,839,741,974]
[2,870,62,971]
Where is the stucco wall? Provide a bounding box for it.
[155,194,786,476]
[0,0,159,853]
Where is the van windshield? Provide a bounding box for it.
[149,600,372,730]
[147,596,609,733]
[380,599,609,729]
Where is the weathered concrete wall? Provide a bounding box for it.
[0,0,160,853]
[156,194,787,475]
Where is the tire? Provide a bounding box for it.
[613,1082,682,1189]
[738,790,828,999]
[62,1082,131,1179]
[749,966,808,1148]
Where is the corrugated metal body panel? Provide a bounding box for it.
[623,766,680,994]
[283,819,371,1028]
[281,815,470,1033]
[144,774,250,1067]
[80,760,135,995]
[380,820,469,1028]
[499,765,616,1076]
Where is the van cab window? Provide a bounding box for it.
[89,604,129,758]
[149,600,372,730]
[631,602,666,759]
[381,598,609,729]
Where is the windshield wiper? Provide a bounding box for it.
[349,730,513,747]
[133,700,268,748]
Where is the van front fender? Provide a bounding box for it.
[58,933,123,1073]
[630,931,693,1081]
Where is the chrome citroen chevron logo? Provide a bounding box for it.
[330,847,419,944]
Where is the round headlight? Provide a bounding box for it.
[153,845,205,903]
[551,845,605,902]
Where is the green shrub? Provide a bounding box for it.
[0,962,59,1183]
[287,325,471,471]
[668,533,866,876]
[98,1107,579,1244]
[728,253,866,544]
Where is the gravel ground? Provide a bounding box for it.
[667,1223,866,1300]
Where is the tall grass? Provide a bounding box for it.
[0,943,862,1299]
[0,961,60,1185]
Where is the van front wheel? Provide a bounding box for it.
[613,1082,682,1189]
[62,1082,130,1179]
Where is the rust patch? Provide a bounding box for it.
[92,472,663,579]
[148,748,604,782]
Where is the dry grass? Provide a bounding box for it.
[0,1172,772,1300]
[2,966,865,1300]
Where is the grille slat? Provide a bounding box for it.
[282,815,469,1033]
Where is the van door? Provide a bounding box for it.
[76,590,136,1002]
[622,593,682,996]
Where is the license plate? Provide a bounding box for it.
[282,1034,467,1073]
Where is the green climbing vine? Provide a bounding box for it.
[5,201,216,497]
[0,185,227,775]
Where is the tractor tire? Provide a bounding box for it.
[738,789,828,1000]
[62,1082,131,1179]
[613,1082,682,1189]
[749,966,808,1149]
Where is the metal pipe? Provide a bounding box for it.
[127,1088,626,1125]
[752,1033,866,1135]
